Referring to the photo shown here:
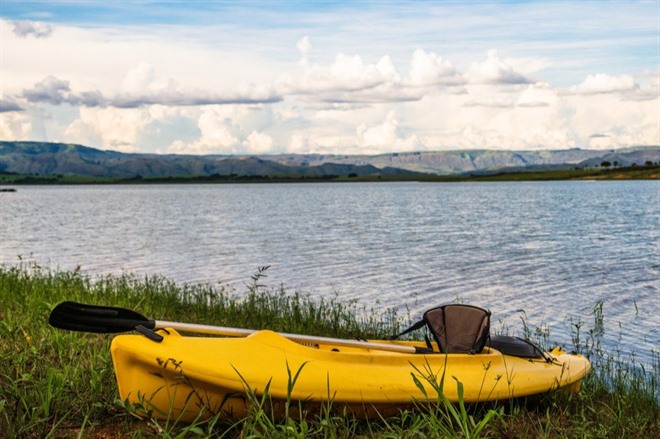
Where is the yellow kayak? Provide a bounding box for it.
[111,329,591,422]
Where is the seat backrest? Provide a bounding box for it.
[423,304,491,354]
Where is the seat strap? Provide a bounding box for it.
[387,319,426,340]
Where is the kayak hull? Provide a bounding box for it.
[111,329,590,422]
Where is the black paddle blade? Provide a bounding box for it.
[48,301,155,333]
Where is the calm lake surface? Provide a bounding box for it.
[1,181,658,362]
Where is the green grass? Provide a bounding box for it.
[457,165,660,181]
[1,263,658,438]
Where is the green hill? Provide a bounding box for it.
[0,141,421,178]
[1,141,658,179]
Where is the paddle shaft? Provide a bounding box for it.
[48,302,431,354]
[155,320,423,354]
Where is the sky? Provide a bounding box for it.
[0,0,658,155]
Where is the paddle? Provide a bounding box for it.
[49,301,432,354]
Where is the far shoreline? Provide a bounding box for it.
[1,164,659,186]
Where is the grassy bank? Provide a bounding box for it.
[1,264,658,438]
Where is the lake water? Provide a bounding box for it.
[1,181,658,363]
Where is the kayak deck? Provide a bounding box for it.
[111,329,591,421]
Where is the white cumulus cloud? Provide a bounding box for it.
[63,106,153,152]
[11,20,53,38]
[121,63,156,94]
[0,111,39,139]
[166,107,241,154]
[568,73,638,95]
[279,47,432,104]
[243,130,275,153]
[408,49,461,86]
[356,111,421,153]
[466,50,531,85]
[279,36,407,102]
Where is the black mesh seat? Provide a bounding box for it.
[390,304,491,354]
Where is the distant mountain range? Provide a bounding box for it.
[0,141,658,178]
[264,147,660,175]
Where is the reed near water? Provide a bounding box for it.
[1,263,657,438]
